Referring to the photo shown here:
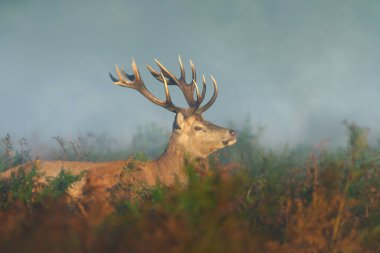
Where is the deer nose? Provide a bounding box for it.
[229,129,237,137]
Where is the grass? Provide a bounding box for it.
[0,121,379,252]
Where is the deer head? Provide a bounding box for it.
[110,57,237,160]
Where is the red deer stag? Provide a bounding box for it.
[1,57,237,200]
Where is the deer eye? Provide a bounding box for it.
[194,126,203,131]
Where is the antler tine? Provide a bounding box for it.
[193,79,201,102]
[146,64,174,85]
[154,59,181,86]
[122,68,134,80]
[109,70,119,83]
[178,55,186,81]
[193,75,206,109]
[109,59,141,88]
[148,58,198,107]
[146,56,184,85]
[196,75,218,114]
[189,59,196,85]
[111,59,182,113]
[109,64,134,88]
[160,72,175,109]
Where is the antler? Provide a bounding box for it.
[110,58,182,113]
[110,57,218,115]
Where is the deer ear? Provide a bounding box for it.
[174,112,185,130]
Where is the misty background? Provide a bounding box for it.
[1,0,379,153]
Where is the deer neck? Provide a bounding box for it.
[152,134,199,186]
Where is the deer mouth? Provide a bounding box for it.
[222,137,237,146]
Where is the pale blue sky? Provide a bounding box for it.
[1,0,379,147]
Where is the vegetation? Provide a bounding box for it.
[0,121,379,252]
[0,165,83,209]
[46,124,169,162]
[0,134,31,172]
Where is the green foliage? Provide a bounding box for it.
[7,165,38,206]
[0,166,83,208]
[38,169,84,200]
[0,134,32,172]
[344,120,370,162]
[132,152,149,162]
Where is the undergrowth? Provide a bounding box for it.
[0,166,83,209]
[0,121,379,252]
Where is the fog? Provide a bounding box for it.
[1,0,380,150]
